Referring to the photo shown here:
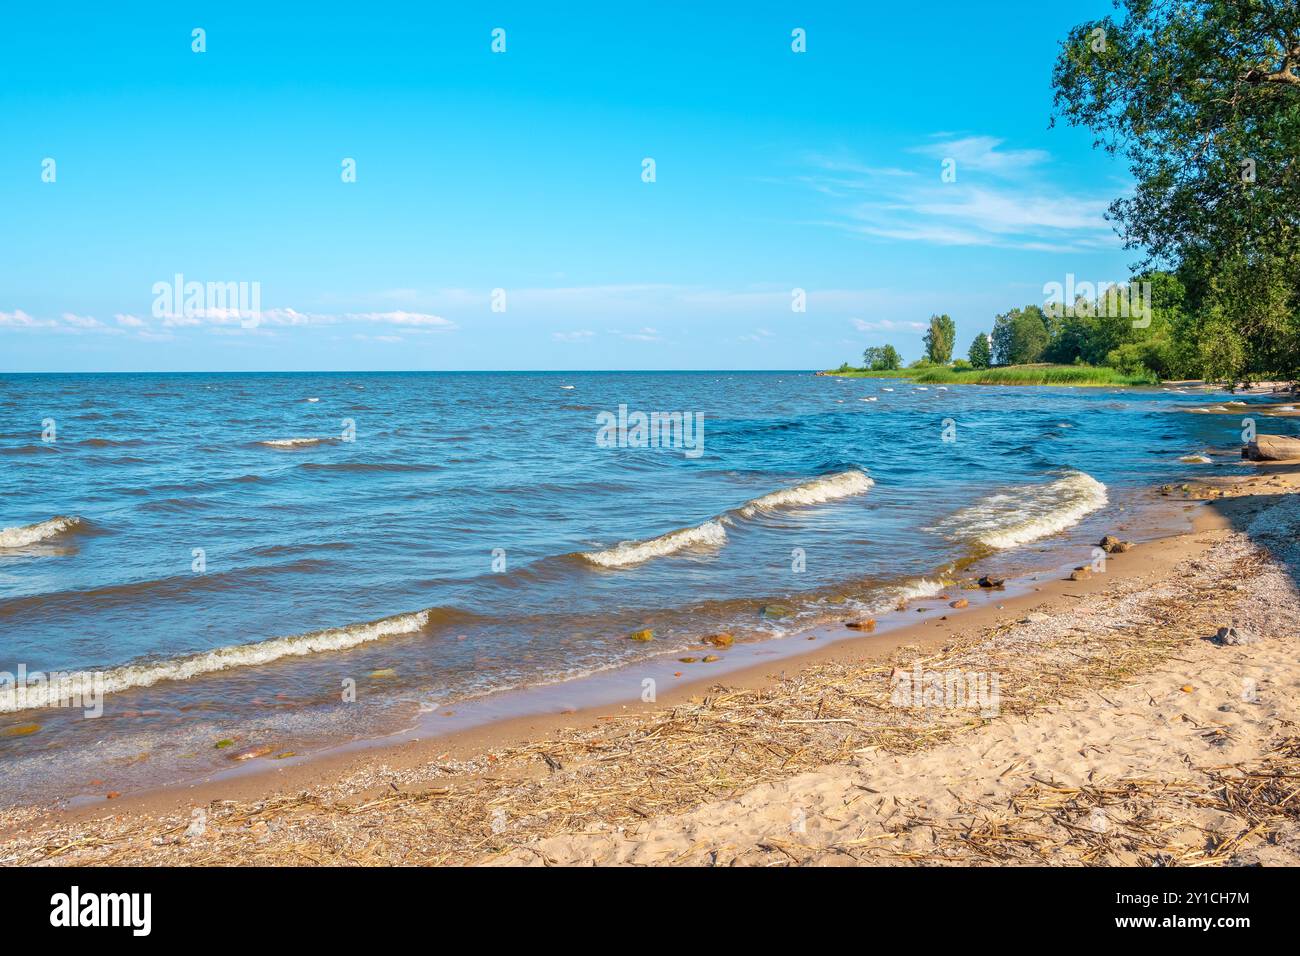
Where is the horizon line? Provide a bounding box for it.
[0,367,824,376]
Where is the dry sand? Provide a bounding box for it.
[2,465,1299,867]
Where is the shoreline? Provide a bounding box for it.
[0,540,1138,823]
[820,370,1298,393]
[3,479,1182,815]
[3,462,1297,864]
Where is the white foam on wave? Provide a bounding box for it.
[865,577,947,612]
[0,610,431,713]
[260,437,330,448]
[0,516,83,549]
[580,520,727,568]
[736,470,874,517]
[580,471,875,569]
[933,471,1109,550]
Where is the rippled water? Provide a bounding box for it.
[0,371,1266,801]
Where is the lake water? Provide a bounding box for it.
[0,371,1265,802]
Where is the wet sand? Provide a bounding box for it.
[2,463,1298,866]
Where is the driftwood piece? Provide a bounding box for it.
[1243,434,1300,461]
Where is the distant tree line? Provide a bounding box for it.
[979,272,1192,377]
[856,268,1258,379]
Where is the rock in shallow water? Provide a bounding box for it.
[1099,535,1134,554]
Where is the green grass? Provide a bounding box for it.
[823,363,1158,386]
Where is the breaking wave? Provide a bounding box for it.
[932,471,1108,550]
[579,520,728,568]
[579,470,873,568]
[258,437,335,449]
[736,470,874,517]
[0,609,434,713]
[0,516,84,549]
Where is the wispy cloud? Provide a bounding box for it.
[796,135,1119,253]
[61,313,107,330]
[0,309,53,328]
[851,318,928,333]
[2,305,458,340]
[349,311,455,328]
[909,135,1050,176]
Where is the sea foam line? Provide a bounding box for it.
[580,520,728,569]
[934,471,1108,550]
[0,516,83,549]
[0,610,431,713]
[736,470,875,518]
[259,437,332,448]
[579,470,874,569]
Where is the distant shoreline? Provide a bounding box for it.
[822,365,1300,390]
[819,364,1158,386]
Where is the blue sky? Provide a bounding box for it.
[0,1,1133,372]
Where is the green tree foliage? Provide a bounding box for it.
[968,332,992,369]
[861,344,902,370]
[922,314,957,364]
[1052,0,1300,381]
[991,306,1050,366]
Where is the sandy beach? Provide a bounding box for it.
[2,461,1297,867]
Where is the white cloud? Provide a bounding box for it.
[109,306,456,332]
[0,309,53,328]
[797,135,1120,253]
[552,330,595,342]
[349,311,456,328]
[909,136,1050,176]
[851,318,928,333]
